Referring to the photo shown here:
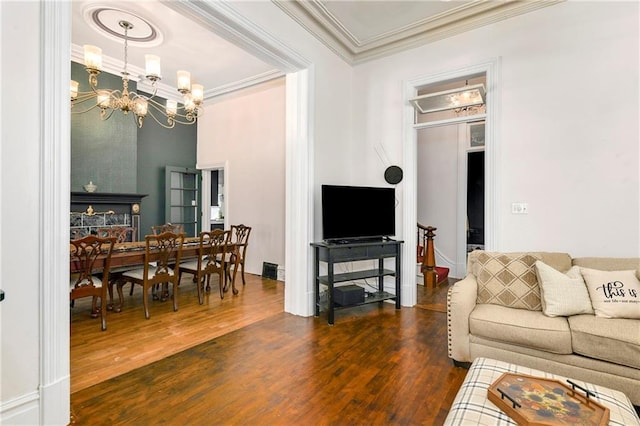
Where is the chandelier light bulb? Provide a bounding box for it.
[183,94,196,112]
[145,55,161,80]
[191,84,204,105]
[97,90,111,108]
[134,98,148,117]
[70,80,79,100]
[166,100,178,116]
[177,70,191,93]
[83,45,103,71]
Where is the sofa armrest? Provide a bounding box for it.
[447,275,478,363]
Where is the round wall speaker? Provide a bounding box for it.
[384,166,403,184]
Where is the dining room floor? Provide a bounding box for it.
[70,274,464,425]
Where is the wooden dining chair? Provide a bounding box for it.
[229,224,252,286]
[151,223,184,236]
[69,235,116,331]
[96,226,134,243]
[178,229,231,303]
[116,232,184,319]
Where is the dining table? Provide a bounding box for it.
[70,236,240,309]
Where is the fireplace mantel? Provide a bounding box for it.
[70,192,148,241]
[70,192,147,204]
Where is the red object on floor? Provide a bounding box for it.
[435,266,449,285]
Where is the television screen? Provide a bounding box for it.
[321,185,396,242]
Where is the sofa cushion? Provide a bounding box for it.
[534,261,594,317]
[572,257,640,277]
[580,268,640,319]
[569,314,640,369]
[469,304,572,354]
[473,252,542,310]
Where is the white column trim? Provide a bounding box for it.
[284,68,315,316]
[41,1,71,424]
[401,89,418,306]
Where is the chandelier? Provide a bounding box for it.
[70,20,203,129]
[409,83,486,116]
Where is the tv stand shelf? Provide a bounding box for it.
[318,268,396,285]
[311,239,403,325]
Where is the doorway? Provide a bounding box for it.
[467,150,485,251]
[200,166,226,232]
[402,59,501,307]
[415,75,487,279]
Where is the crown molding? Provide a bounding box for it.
[273,0,563,65]
[206,70,284,98]
[161,0,309,72]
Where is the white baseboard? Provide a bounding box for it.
[1,391,40,425]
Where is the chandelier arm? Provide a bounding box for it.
[145,98,203,121]
[145,106,200,127]
[72,94,101,107]
[71,102,103,115]
[100,108,116,122]
[144,109,177,129]
[145,99,197,123]
[132,84,159,102]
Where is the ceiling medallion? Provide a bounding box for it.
[83,6,163,47]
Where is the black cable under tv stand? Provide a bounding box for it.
[311,238,403,325]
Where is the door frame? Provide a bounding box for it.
[401,58,502,306]
[198,161,228,231]
[38,1,313,423]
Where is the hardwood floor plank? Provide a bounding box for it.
[70,273,285,393]
[71,276,468,425]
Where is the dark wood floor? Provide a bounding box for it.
[70,274,465,425]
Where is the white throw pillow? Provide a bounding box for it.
[580,268,640,319]
[534,261,593,317]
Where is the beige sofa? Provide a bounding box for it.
[447,251,640,405]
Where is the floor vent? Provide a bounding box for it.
[262,262,278,280]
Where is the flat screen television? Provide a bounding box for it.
[321,184,396,242]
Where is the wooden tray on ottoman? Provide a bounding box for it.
[487,373,610,426]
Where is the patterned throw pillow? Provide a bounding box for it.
[474,252,542,310]
[580,268,640,319]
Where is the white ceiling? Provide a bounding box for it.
[71,1,561,100]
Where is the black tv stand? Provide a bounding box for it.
[311,239,403,325]
[328,237,384,245]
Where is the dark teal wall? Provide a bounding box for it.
[71,62,137,192]
[70,62,197,236]
[137,103,197,237]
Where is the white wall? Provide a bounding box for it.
[352,1,639,257]
[227,1,355,243]
[417,125,459,270]
[1,2,45,424]
[198,79,287,276]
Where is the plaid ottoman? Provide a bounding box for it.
[444,357,640,426]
